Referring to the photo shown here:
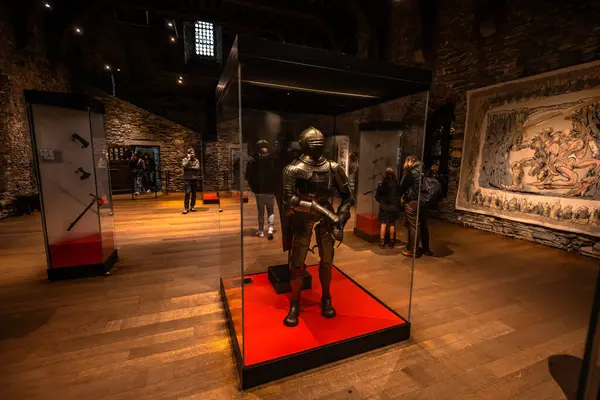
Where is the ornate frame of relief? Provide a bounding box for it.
[456,61,600,237]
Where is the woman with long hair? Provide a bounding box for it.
[375,167,401,249]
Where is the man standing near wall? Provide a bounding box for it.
[182,148,201,214]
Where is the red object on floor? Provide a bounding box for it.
[203,192,219,203]
[231,191,249,202]
[242,265,406,366]
[49,234,103,268]
[356,213,380,236]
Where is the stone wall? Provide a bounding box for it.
[385,0,600,257]
[0,7,70,218]
[100,94,202,192]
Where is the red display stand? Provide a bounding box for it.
[221,264,410,389]
[353,213,380,242]
[203,192,220,204]
[231,191,249,203]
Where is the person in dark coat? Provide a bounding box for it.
[245,140,277,239]
[375,167,401,249]
[398,154,431,257]
[182,148,201,214]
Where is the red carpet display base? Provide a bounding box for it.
[221,265,410,389]
[203,192,219,204]
[49,234,103,268]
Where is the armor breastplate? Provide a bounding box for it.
[296,169,331,202]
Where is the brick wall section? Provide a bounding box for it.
[100,94,202,192]
[0,8,70,218]
[385,0,600,257]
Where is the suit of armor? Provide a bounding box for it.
[282,127,354,327]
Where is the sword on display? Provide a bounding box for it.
[368,172,382,180]
[67,194,100,231]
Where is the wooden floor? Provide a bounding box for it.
[0,193,597,400]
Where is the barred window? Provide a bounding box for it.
[195,21,215,57]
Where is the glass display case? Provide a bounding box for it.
[26,91,118,280]
[216,36,431,389]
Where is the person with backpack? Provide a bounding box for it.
[375,167,402,249]
[398,155,438,257]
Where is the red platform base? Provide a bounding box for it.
[354,213,380,242]
[203,192,219,204]
[221,264,410,388]
[231,191,249,203]
[49,234,103,268]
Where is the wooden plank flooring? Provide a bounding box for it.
[0,193,597,399]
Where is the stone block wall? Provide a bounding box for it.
[0,8,70,218]
[385,0,600,257]
[100,94,202,192]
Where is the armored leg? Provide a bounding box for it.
[316,221,336,318]
[284,216,315,327]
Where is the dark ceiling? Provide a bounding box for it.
[11,0,395,135]
[217,36,431,116]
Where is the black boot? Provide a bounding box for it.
[379,239,386,249]
[389,237,396,249]
[284,300,300,327]
[321,297,336,318]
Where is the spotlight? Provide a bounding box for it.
[73,26,83,35]
[169,36,176,43]
[177,79,183,85]
[43,2,51,9]
[167,21,174,28]
[117,68,121,72]
[104,64,111,71]
[179,76,183,80]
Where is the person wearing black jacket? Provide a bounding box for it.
[398,154,432,257]
[182,148,201,214]
[375,167,401,249]
[245,142,277,239]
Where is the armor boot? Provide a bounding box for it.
[319,263,336,318]
[317,223,336,318]
[283,269,302,328]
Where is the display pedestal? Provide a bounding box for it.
[203,192,220,204]
[47,249,118,280]
[231,191,249,203]
[268,264,312,294]
[354,213,380,242]
[220,264,410,389]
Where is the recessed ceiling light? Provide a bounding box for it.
[169,36,176,43]
[74,26,83,35]
[43,2,51,9]
[104,64,111,71]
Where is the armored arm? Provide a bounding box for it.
[282,163,340,223]
[333,163,355,228]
